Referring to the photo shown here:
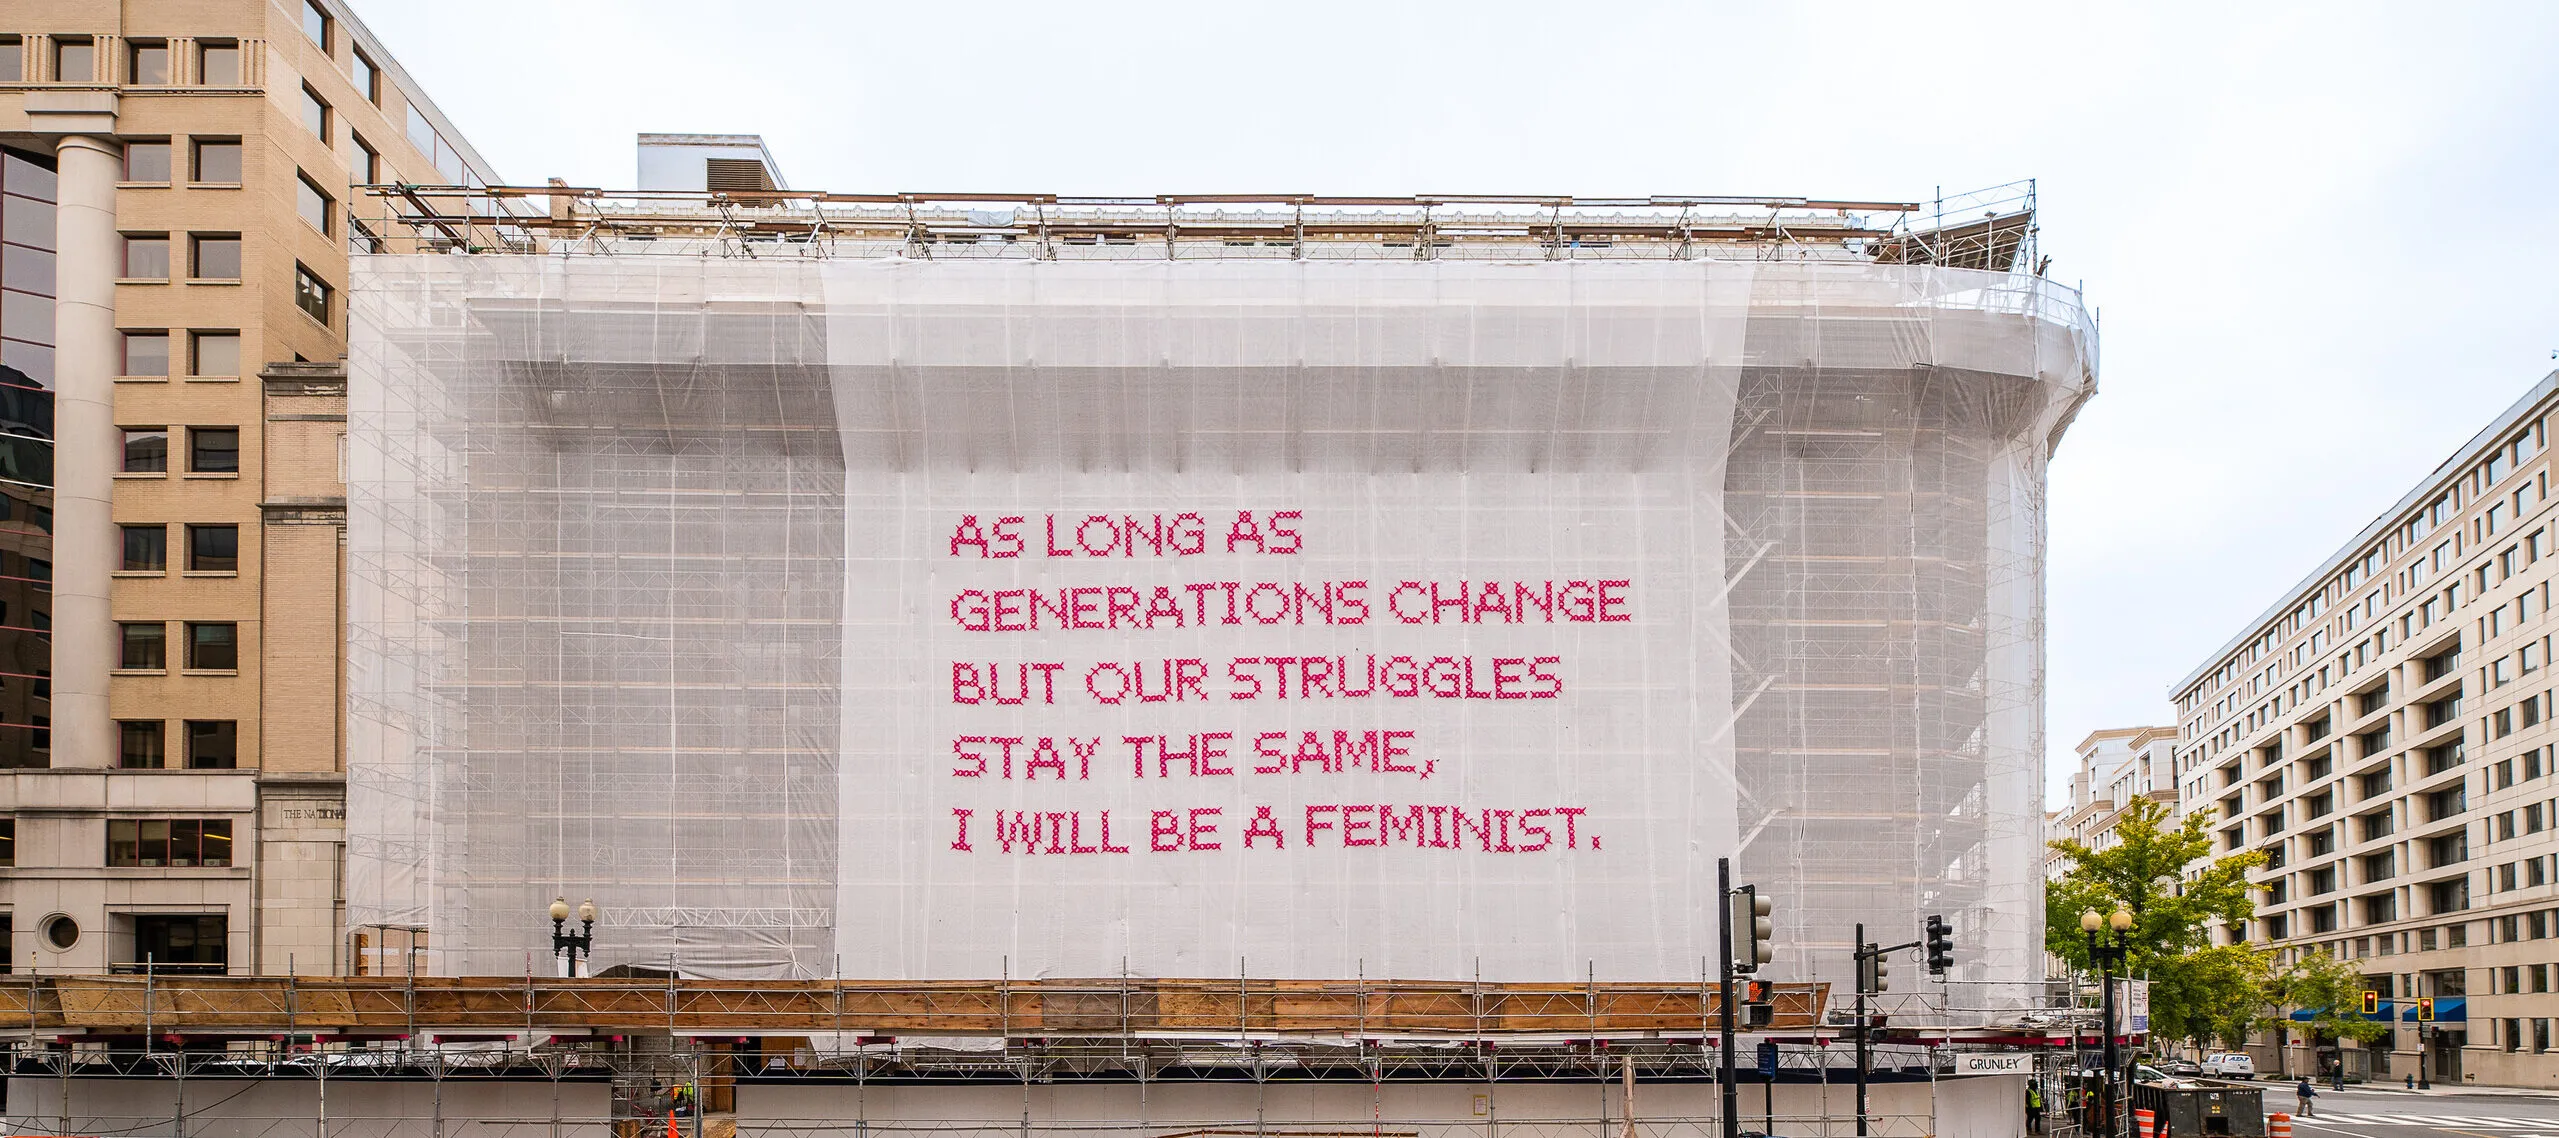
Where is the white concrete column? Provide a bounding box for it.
[50,135,119,770]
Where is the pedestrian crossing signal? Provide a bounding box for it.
[2417,997,2436,1022]
[2361,990,2379,1015]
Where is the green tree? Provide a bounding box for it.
[2046,797,2270,1048]
[2277,948,2392,1077]
[2147,943,2280,1049]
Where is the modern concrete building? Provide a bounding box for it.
[0,0,496,976]
[2047,726,2177,878]
[2172,372,2559,1089]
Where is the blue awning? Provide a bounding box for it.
[2290,997,2466,1024]
[2401,996,2466,1023]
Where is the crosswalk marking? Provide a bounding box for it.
[2308,1115,2557,1129]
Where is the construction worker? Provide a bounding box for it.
[2026,1079,2046,1135]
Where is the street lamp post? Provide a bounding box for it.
[550,897,598,977]
[2081,908,2135,1138]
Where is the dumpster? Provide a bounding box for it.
[2132,1081,2266,1138]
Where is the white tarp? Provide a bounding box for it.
[346,254,2092,996]
[824,261,1744,979]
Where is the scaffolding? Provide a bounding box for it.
[340,184,2093,1015]
[0,974,2067,1138]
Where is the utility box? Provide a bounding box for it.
[2133,1081,2266,1137]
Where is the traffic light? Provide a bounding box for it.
[1857,948,1889,994]
[1743,979,1775,1029]
[2361,990,2380,1015]
[1924,914,1954,976]
[1729,885,1774,973]
[2417,997,2436,1022]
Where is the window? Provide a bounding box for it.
[2425,644,2462,682]
[2496,707,2515,736]
[118,721,165,768]
[2428,830,2468,867]
[191,139,241,184]
[186,524,237,572]
[122,234,170,279]
[191,235,241,280]
[0,37,20,83]
[105,819,233,867]
[54,38,94,83]
[112,428,171,477]
[184,720,236,769]
[130,914,228,973]
[301,85,331,141]
[189,331,238,378]
[294,263,331,324]
[353,134,380,185]
[2428,877,2470,914]
[304,0,333,49]
[121,331,167,377]
[127,40,169,85]
[184,622,237,671]
[120,524,165,572]
[296,173,332,235]
[2426,694,2463,728]
[0,820,11,868]
[124,140,171,182]
[2359,683,2392,716]
[196,42,241,86]
[188,427,238,474]
[2364,894,2398,923]
[351,50,379,103]
[118,622,165,670]
[2364,850,2396,881]
[2359,726,2390,758]
[2426,784,2467,820]
[2311,905,2339,933]
[2426,740,2464,775]
[406,103,439,160]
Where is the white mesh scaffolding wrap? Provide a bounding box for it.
[346,256,2092,1003]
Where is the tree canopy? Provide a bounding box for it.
[2280,948,2393,1049]
[2046,796,2270,1046]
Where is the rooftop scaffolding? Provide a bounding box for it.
[351,181,2042,269]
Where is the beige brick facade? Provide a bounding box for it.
[0,0,492,975]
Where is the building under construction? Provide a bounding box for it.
[7,169,2098,1137]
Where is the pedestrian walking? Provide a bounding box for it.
[2295,1076,2318,1118]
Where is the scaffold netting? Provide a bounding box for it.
[345,256,2092,1008]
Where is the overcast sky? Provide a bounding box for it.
[351,1,2559,806]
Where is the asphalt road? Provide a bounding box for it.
[2257,1084,2559,1138]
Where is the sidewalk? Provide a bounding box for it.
[2208,1078,2559,1100]
[2339,1084,2559,1099]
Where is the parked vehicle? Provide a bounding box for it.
[2164,1058,2204,1077]
[2201,1053,2258,1078]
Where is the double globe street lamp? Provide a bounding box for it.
[551,897,599,977]
[2081,907,2136,1138]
